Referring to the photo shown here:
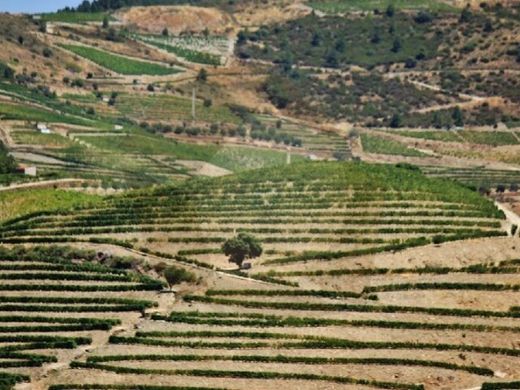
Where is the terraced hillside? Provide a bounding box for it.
[27,237,520,390]
[0,162,506,272]
[0,245,166,389]
[421,166,520,190]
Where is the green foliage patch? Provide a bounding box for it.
[59,44,180,75]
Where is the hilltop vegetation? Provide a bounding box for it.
[238,12,443,68]
[263,69,452,126]
[308,0,457,12]
[238,4,520,126]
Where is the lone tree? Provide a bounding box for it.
[459,6,472,23]
[102,15,109,29]
[452,106,464,127]
[386,4,395,17]
[222,233,263,268]
[197,68,208,82]
[389,113,402,128]
[163,265,196,291]
[391,37,402,53]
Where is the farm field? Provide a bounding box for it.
[360,134,428,157]
[0,102,93,127]
[133,34,226,66]
[421,166,520,189]
[392,129,520,148]
[58,45,181,76]
[390,130,463,143]
[2,237,519,390]
[115,93,240,124]
[4,123,303,189]
[0,188,101,222]
[0,245,166,389]
[0,162,506,268]
[72,132,304,172]
[458,131,520,147]
[254,115,351,159]
[0,162,518,389]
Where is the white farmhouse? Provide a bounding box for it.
[24,166,37,176]
[36,123,51,134]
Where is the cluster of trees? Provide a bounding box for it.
[237,9,440,70]
[152,263,196,290]
[67,0,196,12]
[139,117,301,146]
[251,127,302,147]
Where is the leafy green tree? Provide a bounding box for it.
[391,38,402,53]
[163,266,195,290]
[42,48,53,58]
[222,233,263,268]
[311,32,321,47]
[386,4,395,17]
[483,20,493,33]
[335,39,346,53]
[197,68,208,82]
[432,111,443,129]
[102,15,109,29]
[460,7,472,23]
[0,141,16,174]
[107,27,118,41]
[452,106,464,127]
[2,66,14,80]
[370,30,381,44]
[77,0,91,12]
[389,113,402,128]
[38,20,47,33]
[325,49,339,68]
[237,31,247,45]
[414,11,433,24]
[280,51,293,73]
[404,58,417,68]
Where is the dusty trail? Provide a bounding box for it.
[0,178,90,192]
[494,200,520,235]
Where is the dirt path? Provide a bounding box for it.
[176,159,232,177]
[494,200,520,235]
[0,124,13,146]
[10,151,73,166]
[0,178,89,192]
